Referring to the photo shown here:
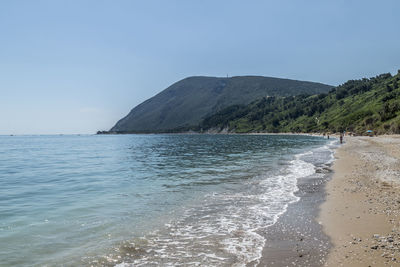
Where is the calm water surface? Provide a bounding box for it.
[0,134,334,266]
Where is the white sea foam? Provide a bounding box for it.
[113,147,330,267]
[1,134,337,267]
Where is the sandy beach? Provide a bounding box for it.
[258,135,400,266]
[320,135,400,266]
[258,137,335,267]
[259,170,331,266]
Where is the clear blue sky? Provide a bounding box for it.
[1,0,399,134]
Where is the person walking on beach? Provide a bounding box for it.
[340,133,343,144]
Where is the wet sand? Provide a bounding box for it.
[320,136,400,266]
[258,135,400,266]
[258,161,332,266]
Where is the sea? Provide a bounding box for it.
[0,134,336,266]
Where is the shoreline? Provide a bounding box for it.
[257,139,335,266]
[257,135,400,266]
[320,136,400,266]
[258,169,332,266]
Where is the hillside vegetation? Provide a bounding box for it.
[199,71,400,135]
[109,76,332,133]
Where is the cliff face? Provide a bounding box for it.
[111,76,333,133]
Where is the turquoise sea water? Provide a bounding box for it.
[0,134,334,266]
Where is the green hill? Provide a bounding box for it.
[109,76,333,133]
[199,71,400,135]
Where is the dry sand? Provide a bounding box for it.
[320,135,400,266]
